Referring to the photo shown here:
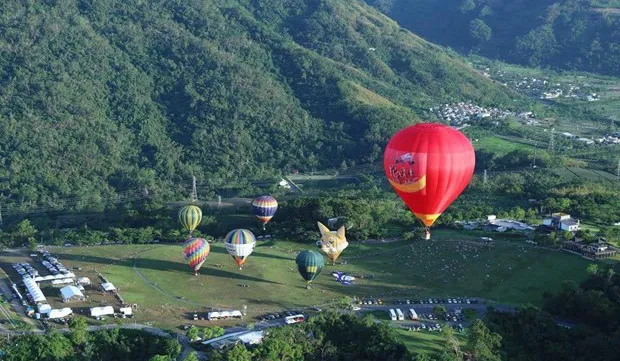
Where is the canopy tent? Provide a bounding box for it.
[23,277,46,303]
[60,285,85,302]
[48,308,72,319]
[119,307,132,316]
[77,277,91,286]
[90,306,114,317]
[52,278,74,286]
[38,304,52,314]
[34,272,76,282]
[101,282,116,292]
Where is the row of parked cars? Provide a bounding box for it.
[405,323,465,332]
[393,298,477,305]
[258,309,304,321]
[12,263,39,278]
[417,311,465,323]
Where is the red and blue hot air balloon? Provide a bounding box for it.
[182,237,210,276]
[251,195,278,230]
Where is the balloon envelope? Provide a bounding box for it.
[179,205,202,233]
[224,229,257,266]
[383,123,475,227]
[316,222,348,263]
[295,250,325,283]
[182,237,210,272]
[252,196,278,226]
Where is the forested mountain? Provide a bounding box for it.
[0,0,518,214]
[366,0,620,75]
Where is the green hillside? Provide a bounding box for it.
[366,0,620,76]
[0,0,519,216]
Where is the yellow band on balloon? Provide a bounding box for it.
[414,213,441,227]
[388,175,427,193]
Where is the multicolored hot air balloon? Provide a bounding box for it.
[384,123,475,239]
[252,196,278,230]
[316,222,349,264]
[182,237,210,276]
[295,250,325,289]
[224,229,257,269]
[179,205,202,236]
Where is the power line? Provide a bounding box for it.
[547,128,555,153]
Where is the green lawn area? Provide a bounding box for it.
[394,328,467,355]
[51,233,599,328]
[473,136,536,155]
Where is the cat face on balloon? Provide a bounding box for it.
[316,222,348,250]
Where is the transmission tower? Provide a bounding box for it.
[190,176,198,203]
[483,169,488,185]
[547,128,555,153]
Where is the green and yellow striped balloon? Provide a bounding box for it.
[178,205,202,235]
[295,250,325,289]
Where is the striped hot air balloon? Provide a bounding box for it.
[224,229,256,269]
[296,250,325,289]
[179,205,202,236]
[182,237,210,276]
[251,196,278,230]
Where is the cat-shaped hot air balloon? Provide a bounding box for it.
[316,222,349,265]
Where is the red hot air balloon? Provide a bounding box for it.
[384,123,475,239]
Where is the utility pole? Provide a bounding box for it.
[617,158,620,181]
[483,169,488,185]
[217,195,222,207]
[0,208,3,226]
[190,176,198,203]
[532,148,537,168]
[548,128,555,153]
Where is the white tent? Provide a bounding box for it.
[231,310,243,318]
[207,312,221,320]
[77,277,91,286]
[52,278,74,286]
[23,277,46,303]
[119,307,132,316]
[90,306,114,317]
[238,331,264,345]
[101,282,116,292]
[38,304,52,314]
[60,285,85,302]
[48,308,72,319]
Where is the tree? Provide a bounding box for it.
[465,319,502,361]
[586,264,599,275]
[460,0,476,13]
[224,344,253,361]
[562,231,574,241]
[147,356,171,361]
[434,305,448,320]
[11,219,38,246]
[469,19,492,44]
[68,317,89,346]
[186,326,200,342]
[462,308,478,321]
[441,325,463,360]
[185,352,200,361]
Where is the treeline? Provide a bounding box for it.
[0,0,519,217]
[368,0,620,76]
[0,321,181,361]
[206,311,502,361]
[486,263,620,361]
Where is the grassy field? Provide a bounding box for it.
[394,328,467,355]
[37,230,598,329]
[473,135,537,155]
